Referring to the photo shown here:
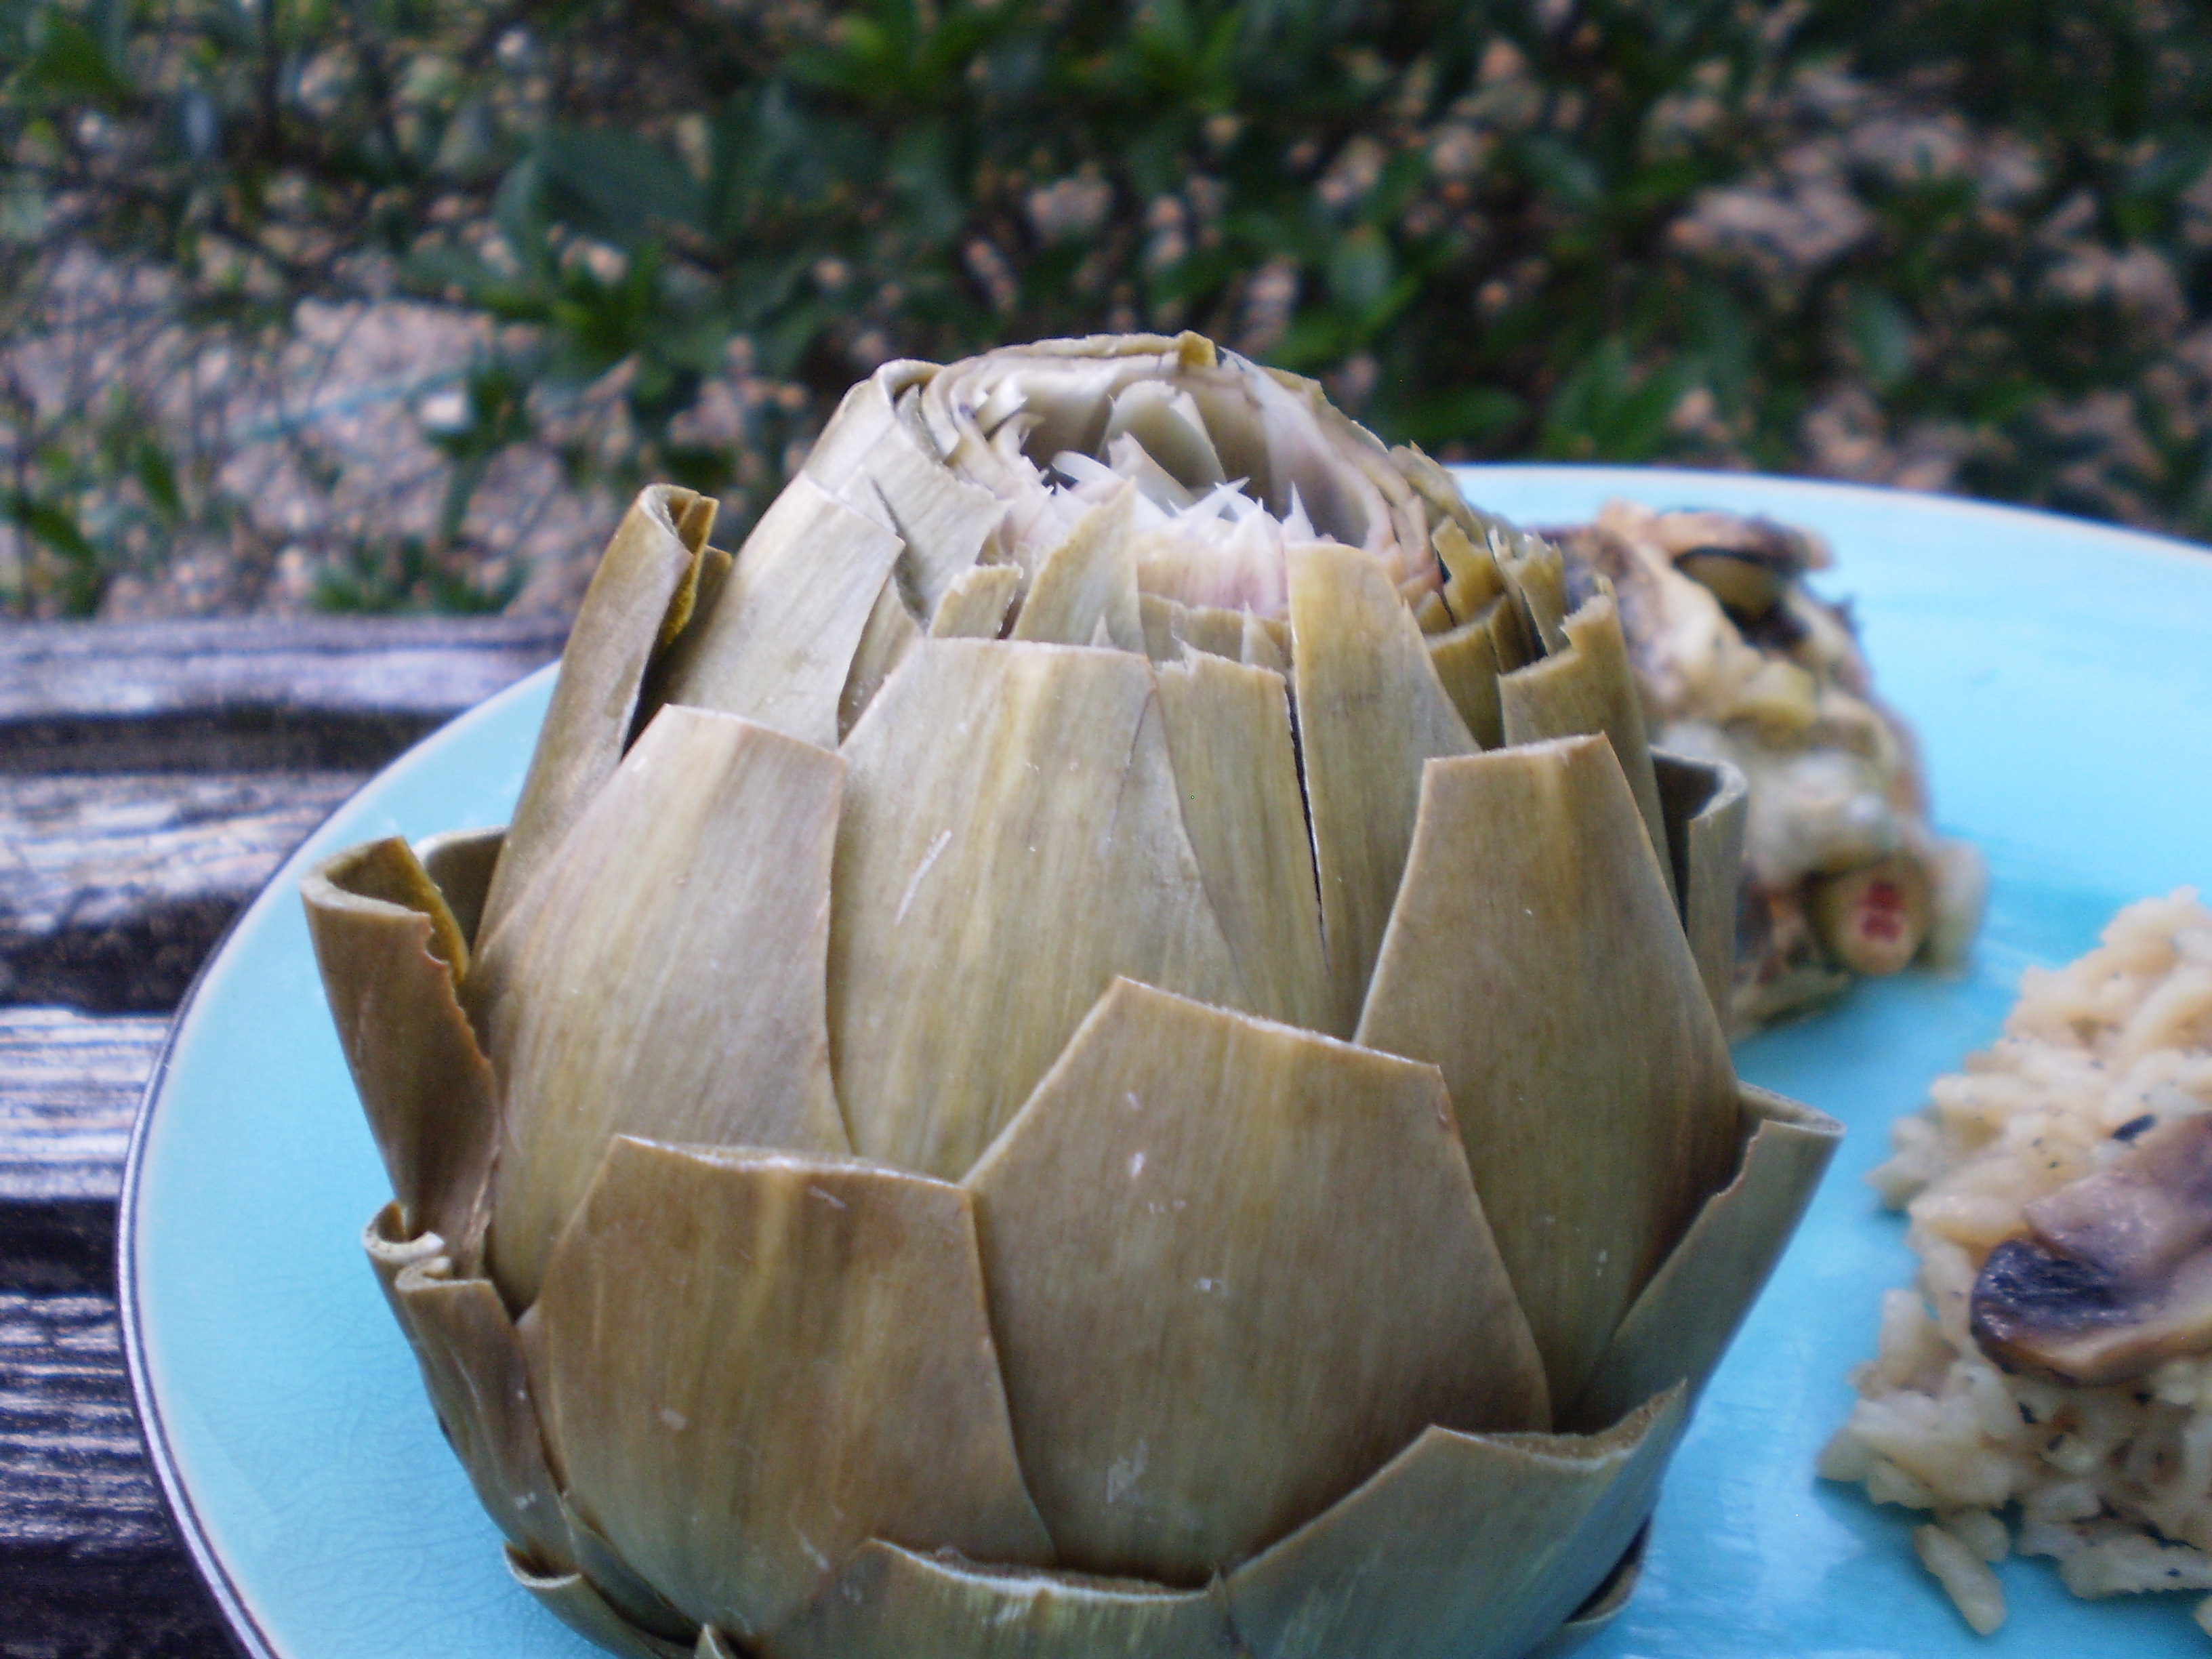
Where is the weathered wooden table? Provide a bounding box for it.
[0,615,567,1658]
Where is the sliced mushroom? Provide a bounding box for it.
[1969,1113,2212,1385]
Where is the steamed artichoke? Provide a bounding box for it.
[303,333,1840,1659]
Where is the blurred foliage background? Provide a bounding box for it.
[3,0,2210,616]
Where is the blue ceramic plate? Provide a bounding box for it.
[123,466,2212,1659]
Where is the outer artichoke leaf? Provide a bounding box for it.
[829,640,1241,1179]
[838,574,924,740]
[1566,1084,1841,1432]
[527,1139,1053,1640]
[1499,589,1674,906]
[1425,613,1504,750]
[696,1627,741,1659]
[964,979,1547,1584]
[1355,737,1741,1410]
[763,1542,1239,1659]
[1010,484,1143,651]
[1651,752,1750,1025]
[475,706,850,1307]
[929,562,1023,639]
[304,840,498,1256]
[506,1547,696,1659]
[1523,1523,1650,1659]
[371,1230,577,1573]
[652,474,903,749]
[415,826,506,962]
[1223,1386,1685,1659]
[560,1492,701,1643]
[1153,655,1331,1034]
[1290,542,1478,1039]
[480,484,713,939]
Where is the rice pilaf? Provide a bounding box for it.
[1824,889,2212,1635]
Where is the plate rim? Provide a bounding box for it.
[113,462,2209,1659]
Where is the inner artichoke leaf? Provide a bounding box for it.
[1565,1085,1841,1433]
[1431,518,1504,624]
[506,1549,696,1659]
[856,396,1008,621]
[838,574,924,740]
[376,1229,576,1575]
[828,639,1242,1179]
[1426,612,1506,750]
[928,562,1023,639]
[473,705,850,1308]
[304,839,499,1256]
[1498,535,1572,654]
[762,1541,1237,1659]
[526,1138,1052,1640]
[1103,380,1228,492]
[650,474,903,749]
[1223,1385,1685,1659]
[964,978,1547,1584]
[1290,541,1478,1039]
[415,825,506,964]
[1651,752,1750,1025]
[1355,737,1741,1410]
[480,485,714,939]
[1153,655,1331,1034]
[1499,588,1675,907]
[1008,483,1143,651]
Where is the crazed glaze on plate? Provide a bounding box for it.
[124,466,2212,1659]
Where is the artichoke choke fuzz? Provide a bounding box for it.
[303,333,1841,1659]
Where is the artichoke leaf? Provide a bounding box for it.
[798,361,937,498]
[696,1628,741,1659]
[304,838,498,1257]
[763,1542,1239,1659]
[1355,737,1741,1409]
[653,473,903,748]
[1223,1386,1685,1659]
[1431,518,1504,625]
[1498,535,1571,653]
[829,639,1242,1179]
[1010,484,1143,651]
[416,826,506,962]
[560,1493,702,1643]
[480,485,714,938]
[1652,752,1750,1025]
[1153,655,1330,1034]
[1499,589,1674,905]
[930,562,1023,638]
[527,1139,1052,1640]
[1566,1085,1841,1432]
[965,979,1546,1584]
[1290,542,1478,1039]
[1425,611,1505,750]
[1523,1524,1650,1659]
[506,1548,697,1659]
[1388,441,1486,547]
[855,402,1007,621]
[838,574,924,740]
[476,706,850,1307]
[1104,380,1229,491]
[377,1237,577,1572]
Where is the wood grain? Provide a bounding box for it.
[0,773,365,1011]
[0,615,565,773]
